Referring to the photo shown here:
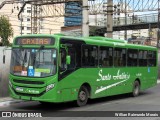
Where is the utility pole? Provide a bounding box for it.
[124,0,127,40]
[20,13,22,35]
[149,24,151,37]
[106,0,113,38]
[31,0,41,34]
[20,0,24,35]
[82,0,89,37]
[157,0,160,48]
[157,0,160,79]
[31,3,38,34]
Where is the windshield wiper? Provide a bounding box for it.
[22,51,28,67]
[33,45,45,66]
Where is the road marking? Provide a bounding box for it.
[157,80,160,84]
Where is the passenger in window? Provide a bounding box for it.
[82,50,89,66]
[89,55,95,66]
[61,51,67,70]
[122,54,126,66]
[103,58,109,67]
[114,57,118,66]
[109,56,113,66]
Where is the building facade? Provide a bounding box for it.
[0,1,64,43]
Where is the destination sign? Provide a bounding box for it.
[15,37,55,45]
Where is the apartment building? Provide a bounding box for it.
[0,1,64,43]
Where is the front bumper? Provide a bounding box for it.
[9,75,61,103]
[9,85,61,103]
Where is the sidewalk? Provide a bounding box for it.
[157,80,160,84]
[0,97,13,102]
[0,97,22,103]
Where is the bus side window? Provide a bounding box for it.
[67,48,76,69]
[139,50,147,66]
[127,49,138,67]
[82,45,98,67]
[60,49,67,71]
[114,48,126,67]
[148,51,156,66]
[99,46,113,67]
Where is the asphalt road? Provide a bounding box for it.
[0,84,160,120]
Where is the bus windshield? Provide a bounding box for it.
[10,48,57,77]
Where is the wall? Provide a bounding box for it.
[0,47,11,97]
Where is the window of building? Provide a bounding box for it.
[82,45,98,67]
[139,50,148,66]
[40,18,43,21]
[148,51,156,66]
[127,49,138,66]
[99,46,113,67]
[20,26,24,30]
[27,10,31,13]
[27,7,31,9]
[27,18,30,21]
[27,27,31,30]
[40,26,43,29]
[114,48,126,67]
[22,9,25,13]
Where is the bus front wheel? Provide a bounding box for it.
[132,80,140,97]
[76,86,89,107]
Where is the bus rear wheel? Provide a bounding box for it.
[76,86,89,107]
[132,80,140,97]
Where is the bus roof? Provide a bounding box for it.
[58,35,157,50]
[87,36,127,43]
[13,34,157,50]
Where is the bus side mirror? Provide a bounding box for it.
[66,55,71,65]
[3,55,5,64]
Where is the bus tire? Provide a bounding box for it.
[76,86,89,107]
[132,80,140,97]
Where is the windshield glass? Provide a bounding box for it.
[10,48,57,77]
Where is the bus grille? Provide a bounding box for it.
[13,79,44,85]
[14,90,45,97]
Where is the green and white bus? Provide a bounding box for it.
[8,34,158,106]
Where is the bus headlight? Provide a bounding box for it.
[46,83,55,92]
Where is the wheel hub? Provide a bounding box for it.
[79,91,86,101]
[134,85,139,95]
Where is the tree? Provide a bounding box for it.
[0,16,13,46]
